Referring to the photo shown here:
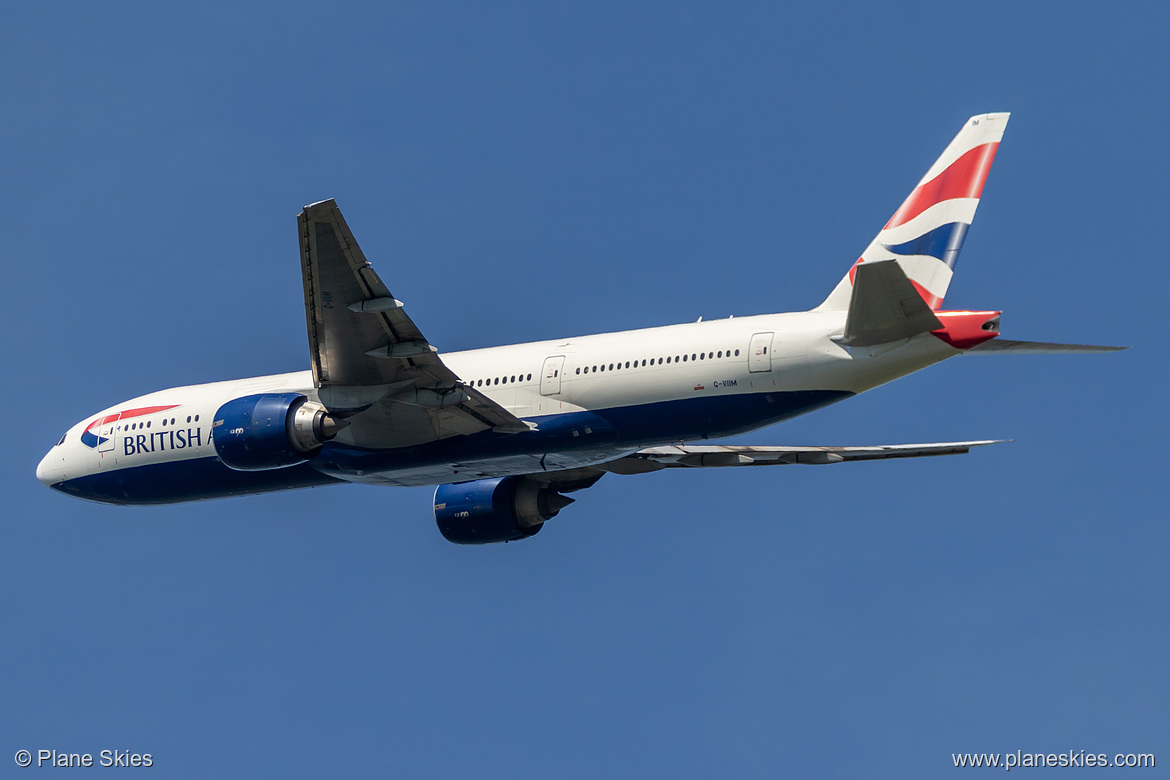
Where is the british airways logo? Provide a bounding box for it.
[79,405,180,449]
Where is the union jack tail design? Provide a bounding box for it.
[817,113,1009,311]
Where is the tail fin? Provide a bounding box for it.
[817,113,1009,311]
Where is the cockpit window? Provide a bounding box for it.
[57,433,67,447]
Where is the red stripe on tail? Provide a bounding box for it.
[884,142,999,230]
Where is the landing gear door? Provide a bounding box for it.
[540,355,566,396]
[749,332,774,373]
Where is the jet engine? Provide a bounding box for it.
[434,476,575,544]
[212,393,347,472]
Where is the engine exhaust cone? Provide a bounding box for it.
[540,492,575,518]
[317,414,350,440]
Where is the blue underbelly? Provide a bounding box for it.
[50,459,343,506]
[316,389,852,479]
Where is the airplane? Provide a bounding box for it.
[36,112,1124,543]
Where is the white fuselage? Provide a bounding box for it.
[36,310,960,503]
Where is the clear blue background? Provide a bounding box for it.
[2,2,1164,776]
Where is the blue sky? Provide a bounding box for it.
[2,2,1166,776]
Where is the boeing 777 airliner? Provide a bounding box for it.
[36,113,1123,543]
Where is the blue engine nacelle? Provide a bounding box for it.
[434,476,575,544]
[212,393,347,472]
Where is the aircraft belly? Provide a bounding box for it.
[338,448,631,487]
[50,457,342,505]
[314,388,852,485]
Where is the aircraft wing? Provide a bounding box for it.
[600,440,1004,474]
[298,199,527,435]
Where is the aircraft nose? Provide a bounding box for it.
[36,449,63,488]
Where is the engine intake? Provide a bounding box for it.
[434,476,574,544]
[213,393,347,472]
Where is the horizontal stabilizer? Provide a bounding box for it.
[602,440,1004,473]
[967,339,1128,355]
[839,260,943,347]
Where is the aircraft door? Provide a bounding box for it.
[97,413,120,454]
[540,355,566,396]
[748,332,774,373]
